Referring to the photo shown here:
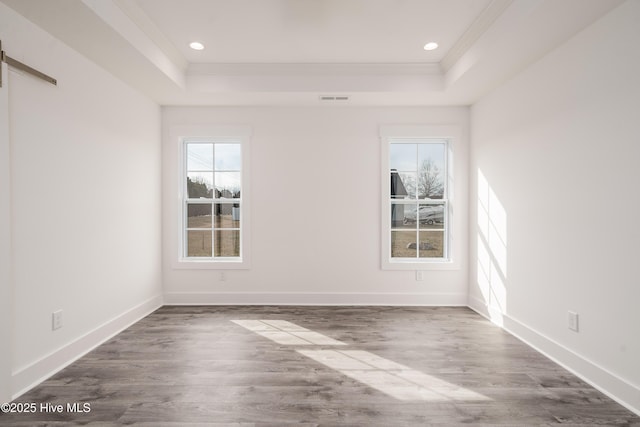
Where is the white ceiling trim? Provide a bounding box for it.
[187,72,444,94]
[186,62,445,94]
[112,0,187,71]
[188,63,443,77]
[81,0,186,88]
[441,0,513,72]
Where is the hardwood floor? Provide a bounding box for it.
[1,306,638,426]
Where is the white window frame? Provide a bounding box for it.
[380,125,459,270]
[173,125,251,269]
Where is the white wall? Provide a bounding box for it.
[469,0,640,413]
[0,3,163,397]
[163,106,469,304]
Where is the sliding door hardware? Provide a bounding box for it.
[0,40,57,88]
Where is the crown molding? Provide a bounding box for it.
[187,62,443,77]
[441,0,513,72]
[112,0,188,71]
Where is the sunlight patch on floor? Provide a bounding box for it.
[232,319,489,402]
[299,349,490,402]
[231,319,346,346]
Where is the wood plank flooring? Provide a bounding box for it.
[1,306,638,426]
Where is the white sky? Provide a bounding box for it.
[187,143,241,192]
[390,141,446,172]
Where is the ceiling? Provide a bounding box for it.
[134,0,491,64]
[0,0,624,106]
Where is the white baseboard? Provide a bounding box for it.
[11,294,163,399]
[164,291,468,306]
[468,296,640,416]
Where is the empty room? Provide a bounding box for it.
[1,0,639,425]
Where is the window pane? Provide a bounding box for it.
[213,203,240,229]
[390,144,416,171]
[187,143,213,170]
[397,172,416,199]
[187,230,212,257]
[418,143,445,199]
[215,143,241,170]
[214,172,241,198]
[187,204,212,228]
[391,231,417,258]
[214,230,240,257]
[418,231,444,258]
[391,204,416,229]
[187,172,213,198]
[418,204,445,229]
[386,138,449,265]
[184,139,244,261]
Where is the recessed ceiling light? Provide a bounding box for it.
[189,42,204,51]
[423,42,439,51]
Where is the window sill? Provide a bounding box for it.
[173,259,250,270]
[381,259,459,271]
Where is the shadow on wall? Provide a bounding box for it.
[476,169,508,326]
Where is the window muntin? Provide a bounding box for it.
[389,139,448,262]
[183,140,242,260]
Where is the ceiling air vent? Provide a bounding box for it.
[319,95,350,102]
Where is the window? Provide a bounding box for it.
[381,126,457,270]
[389,139,448,259]
[179,133,250,267]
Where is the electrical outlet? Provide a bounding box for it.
[567,311,579,332]
[52,310,63,330]
[416,270,424,281]
[220,271,226,282]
